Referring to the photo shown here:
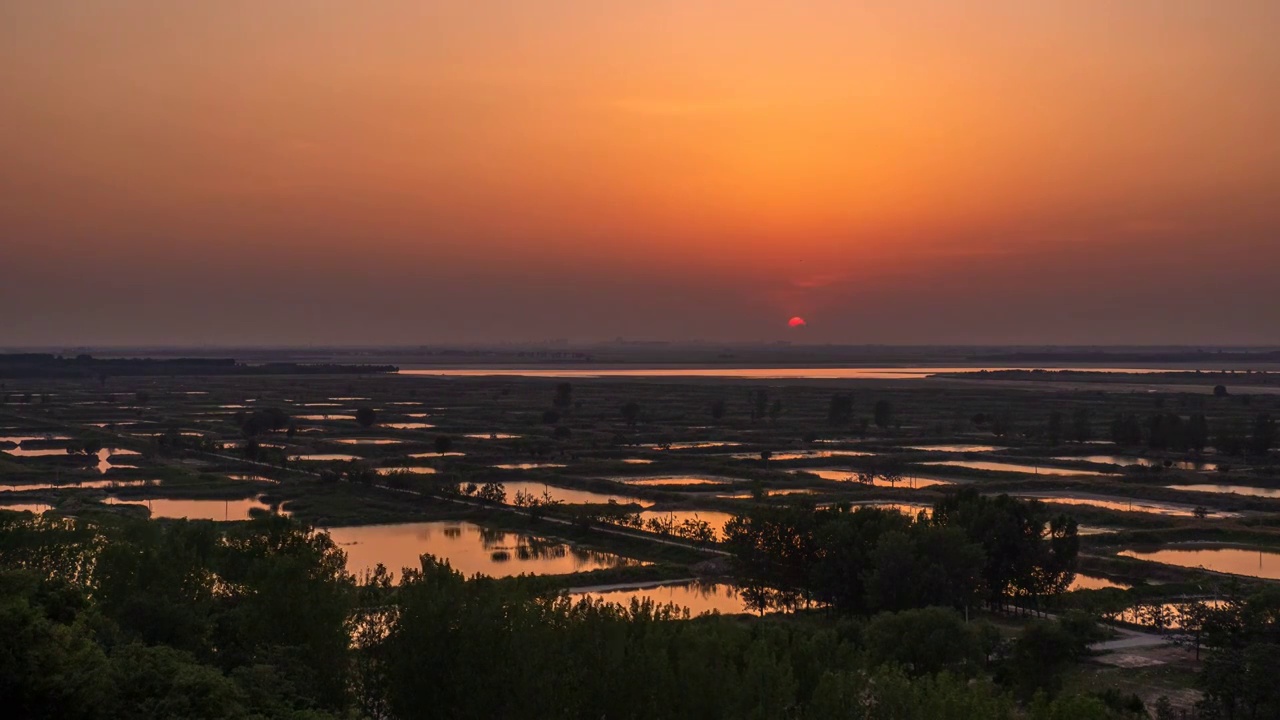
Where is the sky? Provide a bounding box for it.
[2,1,1278,347]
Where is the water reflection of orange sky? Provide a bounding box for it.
[580,581,751,616]
[105,497,278,521]
[326,521,641,581]
[1068,574,1129,592]
[1118,547,1280,581]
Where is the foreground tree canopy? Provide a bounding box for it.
[0,509,1273,719]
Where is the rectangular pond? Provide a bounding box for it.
[795,468,954,489]
[1117,547,1280,580]
[0,502,54,514]
[502,481,652,507]
[613,475,736,487]
[921,460,1092,476]
[574,580,752,616]
[0,479,157,492]
[715,488,819,499]
[730,450,873,461]
[905,444,1004,453]
[640,441,743,450]
[4,447,71,457]
[633,510,736,541]
[1165,484,1280,499]
[0,435,72,444]
[492,463,567,470]
[1018,493,1237,518]
[104,496,281,521]
[1055,455,1217,471]
[1068,574,1130,591]
[376,466,439,475]
[325,521,643,580]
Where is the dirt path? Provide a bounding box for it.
[1092,628,1168,652]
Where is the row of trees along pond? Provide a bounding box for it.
[723,489,1080,616]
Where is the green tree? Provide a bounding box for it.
[0,572,112,720]
[864,607,983,677]
[931,489,1079,610]
[1003,620,1081,699]
[93,520,220,653]
[107,644,245,720]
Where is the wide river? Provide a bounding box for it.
[398,366,1192,380]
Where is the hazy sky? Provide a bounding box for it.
[2,1,1278,346]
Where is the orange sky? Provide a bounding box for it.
[2,1,1278,345]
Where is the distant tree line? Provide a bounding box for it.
[0,353,397,379]
[1109,411,1274,455]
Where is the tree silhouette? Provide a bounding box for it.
[710,399,726,421]
[1069,408,1092,443]
[873,400,893,429]
[552,382,572,410]
[1046,411,1063,445]
[827,394,854,425]
[620,402,641,427]
[1250,413,1276,455]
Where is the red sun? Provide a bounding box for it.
[788,316,807,328]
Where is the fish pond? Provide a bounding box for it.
[325,521,643,580]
